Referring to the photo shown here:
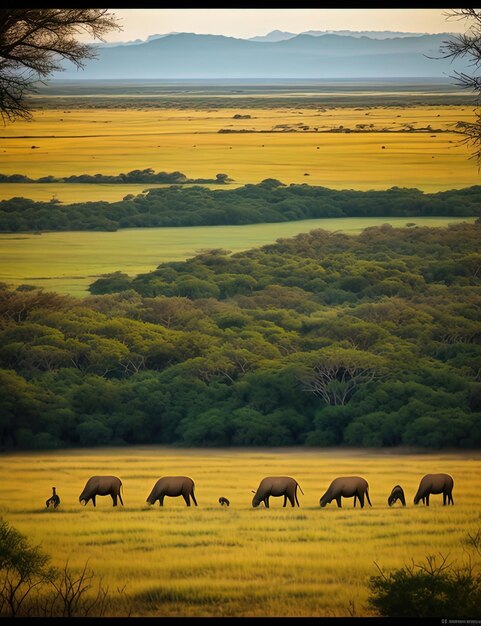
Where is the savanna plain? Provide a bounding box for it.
[1,83,480,618]
[0,91,478,295]
[1,447,480,617]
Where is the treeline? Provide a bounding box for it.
[0,169,231,185]
[1,180,481,232]
[1,222,480,450]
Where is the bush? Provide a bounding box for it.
[0,519,119,617]
[368,532,481,618]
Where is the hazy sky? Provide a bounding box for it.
[92,9,466,42]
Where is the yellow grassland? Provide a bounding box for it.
[0,447,479,617]
[0,105,478,201]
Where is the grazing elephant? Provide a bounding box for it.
[219,497,230,507]
[146,476,197,507]
[388,485,406,507]
[46,486,60,509]
[79,476,123,507]
[320,476,372,508]
[414,473,454,506]
[251,476,304,508]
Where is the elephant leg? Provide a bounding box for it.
[182,493,191,507]
[295,491,300,507]
[283,495,287,507]
[92,496,96,507]
[354,495,357,508]
[450,493,454,505]
[112,493,118,506]
[159,494,165,506]
[358,492,365,509]
[191,491,198,506]
[426,494,430,506]
[118,491,124,506]
[288,494,295,507]
[264,497,269,508]
[336,496,342,508]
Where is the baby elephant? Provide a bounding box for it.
[414,473,454,506]
[46,486,60,509]
[219,497,230,507]
[79,475,123,507]
[388,485,406,507]
[252,476,304,508]
[147,476,197,507]
[320,476,372,508]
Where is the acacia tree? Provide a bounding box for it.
[0,9,121,123]
[298,347,386,406]
[440,9,481,166]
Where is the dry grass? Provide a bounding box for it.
[1,446,479,617]
[0,105,478,199]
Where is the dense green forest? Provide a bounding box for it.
[1,180,481,232]
[1,222,480,450]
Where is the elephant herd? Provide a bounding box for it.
[46,472,455,510]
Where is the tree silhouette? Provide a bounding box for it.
[0,9,121,123]
[440,9,481,167]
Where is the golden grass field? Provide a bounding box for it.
[0,216,474,297]
[0,447,479,617]
[0,105,478,200]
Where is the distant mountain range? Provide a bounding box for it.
[248,29,432,42]
[57,31,466,79]
[97,30,443,47]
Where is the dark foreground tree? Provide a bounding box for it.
[0,9,121,123]
[440,9,481,166]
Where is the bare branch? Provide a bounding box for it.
[0,9,121,123]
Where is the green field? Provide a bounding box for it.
[1,447,479,618]
[0,216,474,296]
[1,81,479,619]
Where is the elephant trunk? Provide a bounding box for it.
[320,491,330,507]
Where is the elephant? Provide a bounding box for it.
[146,476,197,507]
[388,485,406,507]
[414,473,454,506]
[79,476,123,507]
[251,476,304,508]
[45,486,60,509]
[219,497,230,507]
[320,476,372,508]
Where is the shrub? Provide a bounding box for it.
[368,533,481,618]
[0,519,119,617]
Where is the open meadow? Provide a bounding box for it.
[0,216,474,296]
[1,82,479,618]
[0,104,478,201]
[0,447,480,617]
